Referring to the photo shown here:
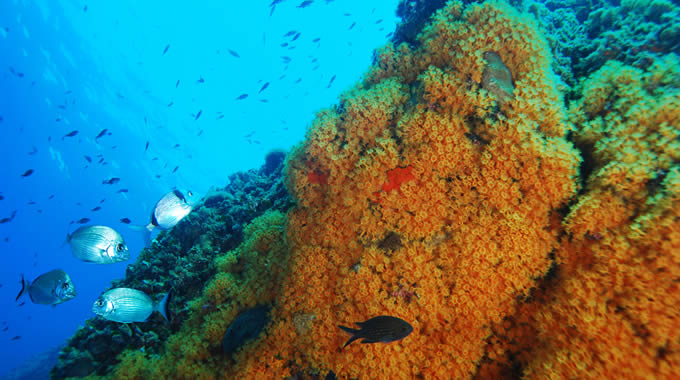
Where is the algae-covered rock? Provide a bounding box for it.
[50,157,293,379]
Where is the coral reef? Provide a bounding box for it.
[51,0,679,379]
[525,0,680,87]
[50,157,292,378]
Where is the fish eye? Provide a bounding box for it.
[116,243,126,252]
[95,299,103,307]
[62,283,70,290]
[188,191,193,197]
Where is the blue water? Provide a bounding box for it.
[0,0,397,376]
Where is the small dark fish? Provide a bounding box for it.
[144,141,149,152]
[312,37,320,43]
[338,316,413,348]
[216,114,225,120]
[349,22,356,30]
[172,166,179,173]
[18,302,25,307]
[291,32,301,41]
[63,130,78,139]
[297,0,313,8]
[167,101,173,107]
[57,105,66,110]
[173,144,180,148]
[281,56,291,63]
[91,206,101,212]
[95,129,108,140]
[84,155,92,163]
[11,336,20,341]
[49,195,55,200]
[98,158,105,164]
[375,19,383,24]
[0,195,4,200]
[75,217,90,224]
[244,131,255,138]
[259,82,270,93]
[175,80,180,88]
[28,146,38,155]
[120,218,131,224]
[194,110,202,121]
[197,129,204,136]
[283,30,297,37]
[162,44,170,55]
[21,169,34,177]
[117,189,129,193]
[0,217,11,224]
[197,76,205,83]
[280,42,289,47]
[327,74,336,88]
[236,93,248,100]
[228,49,240,58]
[102,177,120,185]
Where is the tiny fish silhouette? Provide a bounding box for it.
[194,110,202,121]
[338,316,413,348]
[102,177,120,185]
[21,169,34,177]
[120,218,131,224]
[236,93,248,100]
[228,49,240,58]
[63,130,78,139]
[162,44,170,55]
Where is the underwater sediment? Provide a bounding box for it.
[52,0,678,379]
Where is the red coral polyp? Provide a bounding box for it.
[382,166,415,192]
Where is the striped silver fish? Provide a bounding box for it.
[92,287,169,323]
[16,269,76,305]
[67,225,129,264]
[147,189,194,231]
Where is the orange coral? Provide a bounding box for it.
[101,1,677,379]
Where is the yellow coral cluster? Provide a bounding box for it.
[517,58,680,378]
[277,1,580,378]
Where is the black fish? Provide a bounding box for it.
[197,76,204,83]
[173,144,181,148]
[0,217,11,224]
[120,218,131,224]
[76,217,90,224]
[312,37,320,42]
[91,206,101,211]
[0,195,4,200]
[84,155,92,163]
[327,74,336,88]
[194,110,202,121]
[117,189,129,193]
[28,146,38,155]
[145,141,149,152]
[102,177,120,185]
[175,80,180,88]
[172,166,179,173]
[236,93,248,100]
[291,32,301,41]
[259,82,270,93]
[21,169,34,177]
[228,49,240,58]
[95,128,108,140]
[167,101,173,107]
[11,335,20,340]
[338,316,413,348]
[63,130,78,139]
[297,0,313,8]
[349,22,356,30]
[163,44,170,55]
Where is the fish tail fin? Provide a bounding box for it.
[62,232,72,248]
[337,325,361,348]
[15,275,29,301]
[155,291,171,322]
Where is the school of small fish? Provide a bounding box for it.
[2,0,413,351]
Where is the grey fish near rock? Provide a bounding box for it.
[15,269,76,305]
[146,189,194,233]
[92,287,169,323]
[67,225,129,264]
[338,315,413,348]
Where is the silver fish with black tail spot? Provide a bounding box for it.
[92,287,170,323]
[16,269,76,305]
[147,189,194,231]
[67,225,129,264]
